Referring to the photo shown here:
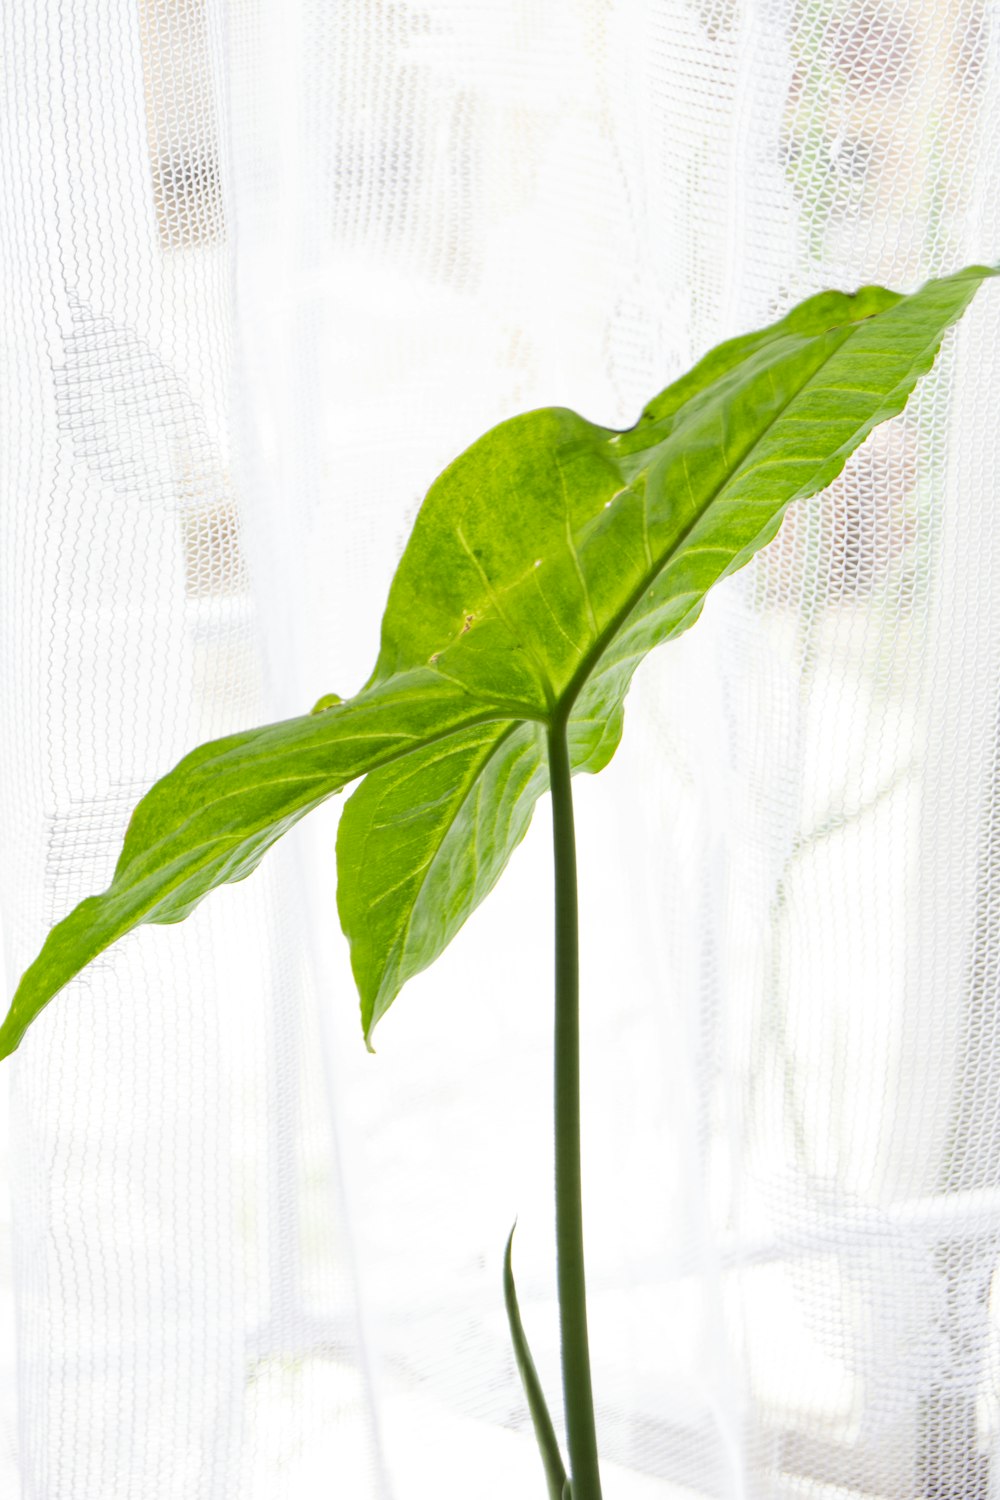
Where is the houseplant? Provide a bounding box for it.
[1,265,995,1498]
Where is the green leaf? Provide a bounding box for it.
[337,720,548,1045]
[0,671,515,1057]
[1,266,994,1056]
[503,1223,568,1500]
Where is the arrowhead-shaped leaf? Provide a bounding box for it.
[1,266,994,1057]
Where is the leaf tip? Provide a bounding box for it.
[505,1218,518,1265]
[0,1011,23,1063]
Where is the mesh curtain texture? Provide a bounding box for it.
[1,1,1000,1496]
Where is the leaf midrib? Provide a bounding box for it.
[364,718,531,1029]
[554,314,930,721]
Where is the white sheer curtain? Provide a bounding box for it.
[2,1,1000,1496]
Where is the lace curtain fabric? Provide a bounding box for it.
[1,1,999,1496]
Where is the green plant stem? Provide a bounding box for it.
[548,718,602,1500]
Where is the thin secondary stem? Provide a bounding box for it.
[548,719,603,1500]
